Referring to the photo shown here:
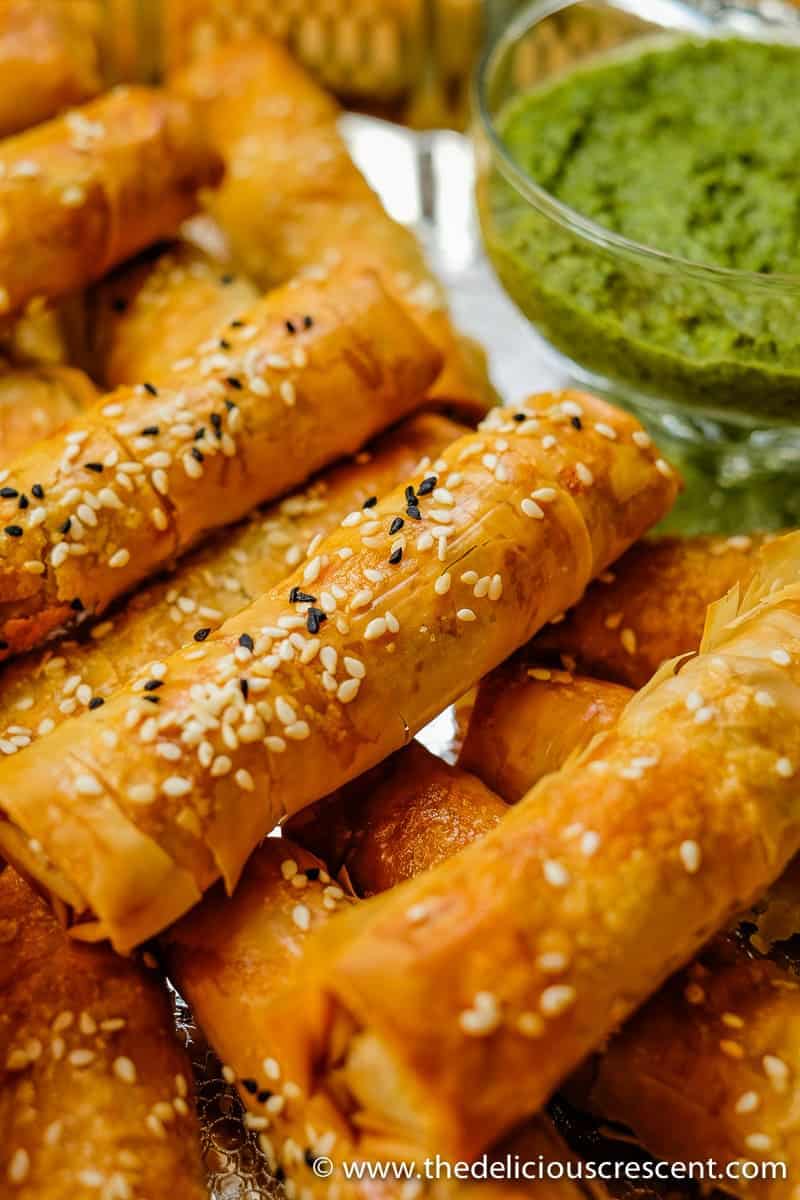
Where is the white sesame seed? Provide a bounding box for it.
[763,1054,790,1092]
[434,572,451,596]
[108,548,130,569]
[575,463,594,486]
[770,649,791,666]
[364,617,387,640]
[162,776,192,798]
[285,721,310,741]
[679,840,702,874]
[488,574,503,601]
[735,1091,760,1114]
[7,1148,29,1184]
[337,678,360,704]
[776,757,794,778]
[343,656,365,679]
[74,773,103,796]
[595,422,618,440]
[539,985,576,1017]
[543,860,570,887]
[456,608,477,623]
[113,1056,137,1084]
[745,1133,772,1152]
[266,736,286,753]
[656,458,673,478]
[521,498,544,520]
[292,904,311,931]
[755,690,776,709]
[275,697,296,725]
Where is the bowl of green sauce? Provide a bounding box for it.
[474,0,800,532]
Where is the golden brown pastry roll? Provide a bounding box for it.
[164,833,590,1200]
[244,531,800,1162]
[459,667,632,803]
[287,739,508,895]
[173,37,493,413]
[0,392,677,950]
[88,240,259,388]
[578,936,800,1198]
[0,365,98,468]
[0,412,462,756]
[536,532,771,688]
[0,268,438,659]
[0,85,220,319]
[0,1,102,138]
[0,866,206,1197]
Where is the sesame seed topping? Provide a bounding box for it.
[539,985,576,1017]
[679,840,702,874]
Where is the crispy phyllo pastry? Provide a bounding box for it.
[0,85,221,318]
[239,531,800,1162]
[173,37,493,413]
[0,1,102,138]
[89,241,259,387]
[0,413,462,753]
[0,393,676,948]
[0,269,438,658]
[459,667,631,802]
[0,365,97,467]
[0,867,206,1197]
[536,532,770,688]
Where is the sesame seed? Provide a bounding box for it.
[755,689,776,708]
[74,773,102,796]
[292,905,311,931]
[109,549,130,569]
[7,1148,29,1184]
[434,573,451,596]
[337,679,360,704]
[456,608,477,623]
[364,617,387,640]
[113,1056,137,1084]
[539,985,576,1017]
[776,757,794,778]
[763,1054,790,1092]
[543,860,570,887]
[735,1091,760,1114]
[632,430,652,448]
[745,1133,772,1152]
[679,840,701,874]
[771,649,791,666]
[521,498,544,519]
[343,656,365,679]
[162,777,192,798]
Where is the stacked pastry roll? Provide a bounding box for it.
[0,268,437,657]
[197,530,800,1167]
[172,36,493,412]
[0,391,676,948]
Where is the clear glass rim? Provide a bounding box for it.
[473,0,800,290]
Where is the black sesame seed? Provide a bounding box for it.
[191,446,204,463]
[289,587,316,604]
[303,315,313,329]
[239,678,249,700]
[193,627,211,642]
[285,319,296,334]
[220,273,234,285]
[275,1168,286,1183]
[219,338,231,350]
[210,412,222,433]
[304,1150,318,1169]
[257,1089,272,1104]
[304,867,320,880]
[405,485,417,503]
[88,696,104,710]
[111,296,127,313]
[0,486,18,498]
[143,695,160,704]
[225,376,243,390]
[306,607,327,635]
[59,518,72,534]
[4,525,22,537]
[143,679,163,692]
[141,425,159,437]
[406,504,421,521]
[513,412,526,422]
[84,462,103,473]
[31,484,44,499]
[389,517,404,535]
[571,416,582,430]
[362,496,377,509]
[230,319,244,329]
[17,495,28,510]
[238,633,254,651]
[70,597,84,612]
[194,427,206,440]
[224,399,236,411]
[418,475,437,496]
[143,382,158,396]
[389,546,403,565]
[241,1078,258,1095]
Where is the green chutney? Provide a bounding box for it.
[481,37,800,418]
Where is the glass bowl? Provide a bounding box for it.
[473,0,800,533]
